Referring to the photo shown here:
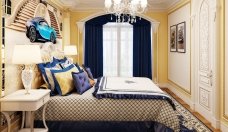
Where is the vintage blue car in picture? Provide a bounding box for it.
[26,17,57,44]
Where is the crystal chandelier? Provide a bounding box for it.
[104,0,148,23]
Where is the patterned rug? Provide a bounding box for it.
[166,92,212,132]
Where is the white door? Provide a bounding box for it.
[194,0,218,127]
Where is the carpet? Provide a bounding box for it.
[167,92,212,132]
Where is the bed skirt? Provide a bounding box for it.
[34,121,175,132]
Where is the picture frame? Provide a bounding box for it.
[170,25,177,52]
[177,22,186,53]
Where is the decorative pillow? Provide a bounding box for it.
[85,68,94,80]
[53,57,68,64]
[81,65,95,86]
[82,65,94,80]
[72,71,91,95]
[37,61,61,86]
[51,64,80,96]
[75,63,84,72]
[54,57,77,69]
[44,66,62,92]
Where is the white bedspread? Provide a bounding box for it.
[98,77,167,96]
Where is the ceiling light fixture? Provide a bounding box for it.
[104,0,148,23]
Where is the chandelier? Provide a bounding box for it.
[104,0,148,23]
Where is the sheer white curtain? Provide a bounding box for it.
[103,23,133,77]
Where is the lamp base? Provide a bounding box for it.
[21,68,33,95]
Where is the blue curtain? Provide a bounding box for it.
[84,24,103,78]
[84,15,115,78]
[132,18,152,79]
[84,15,152,79]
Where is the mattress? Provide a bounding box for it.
[35,81,179,131]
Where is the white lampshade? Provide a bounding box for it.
[64,45,77,56]
[12,45,42,65]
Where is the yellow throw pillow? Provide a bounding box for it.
[52,65,79,95]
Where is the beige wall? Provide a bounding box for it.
[168,3,191,93]
[70,11,168,84]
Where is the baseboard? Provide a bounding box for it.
[158,83,168,88]
[194,103,221,129]
[212,117,221,129]
[221,121,228,131]
[161,83,194,108]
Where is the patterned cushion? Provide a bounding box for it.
[82,65,94,80]
[55,57,73,69]
[51,64,80,96]
[37,61,61,90]
[44,66,62,92]
[72,71,91,95]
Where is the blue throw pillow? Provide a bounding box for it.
[72,71,91,95]
[82,65,94,80]
[85,68,94,80]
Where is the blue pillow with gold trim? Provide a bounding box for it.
[51,64,80,96]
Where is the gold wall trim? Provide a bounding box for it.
[223,0,228,121]
[168,0,191,15]
[167,1,192,95]
[168,79,191,95]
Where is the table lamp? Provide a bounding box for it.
[64,45,77,63]
[12,45,42,94]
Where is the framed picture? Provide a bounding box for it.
[170,25,177,52]
[177,22,186,53]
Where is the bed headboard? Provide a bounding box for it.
[32,42,64,89]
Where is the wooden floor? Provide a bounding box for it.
[162,88,221,132]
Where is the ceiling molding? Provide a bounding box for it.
[56,0,181,13]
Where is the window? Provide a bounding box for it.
[103,22,133,77]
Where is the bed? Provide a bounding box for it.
[34,43,180,132]
[34,78,179,131]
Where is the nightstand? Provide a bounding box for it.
[0,89,50,132]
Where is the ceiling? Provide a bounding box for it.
[57,0,181,11]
